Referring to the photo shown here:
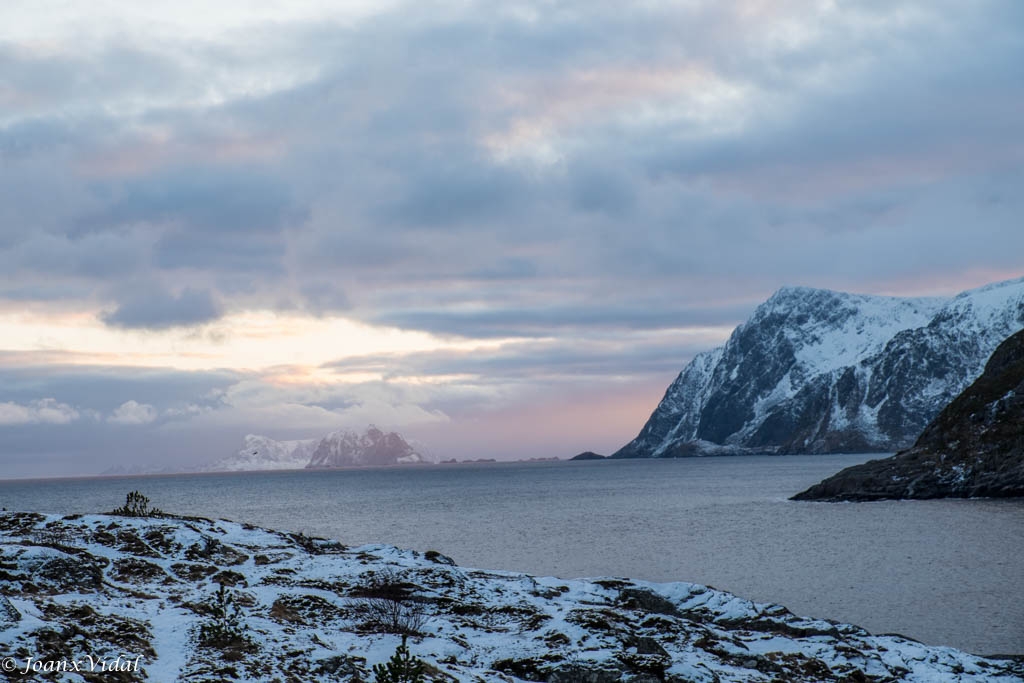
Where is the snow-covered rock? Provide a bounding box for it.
[0,511,1018,682]
[616,277,1024,457]
[206,434,319,472]
[306,425,427,468]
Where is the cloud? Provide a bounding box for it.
[81,166,305,235]
[367,302,751,339]
[107,400,158,425]
[2,0,1022,333]
[0,361,237,412]
[1,0,1023,476]
[0,398,81,425]
[297,281,352,315]
[101,287,223,329]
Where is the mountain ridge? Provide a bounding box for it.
[206,425,428,471]
[615,276,1024,457]
[306,425,426,468]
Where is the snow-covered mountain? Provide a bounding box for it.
[615,276,1024,457]
[206,434,320,472]
[306,425,426,468]
[207,427,427,472]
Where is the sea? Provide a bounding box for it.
[1,454,1021,656]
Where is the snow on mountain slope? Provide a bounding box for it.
[615,276,1024,457]
[206,434,318,472]
[208,427,428,472]
[306,425,427,468]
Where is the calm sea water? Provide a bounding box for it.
[1,455,1021,655]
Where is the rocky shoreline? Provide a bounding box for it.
[793,329,1024,502]
[1,510,1020,682]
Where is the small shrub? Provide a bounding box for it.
[373,636,426,683]
[198,583,252,652]
[110,491,164,517]
[358,595,428,636]
[353,568,428,635]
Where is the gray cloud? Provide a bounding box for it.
[4,1,1021,320]
[0,361,236,413]
[367,303,750,338]
[323,335,714,383]
[81,167,305,235]
[298,281,352,315]
[101,287,224,329]
[1,0,1023,474]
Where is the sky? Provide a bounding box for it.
[1,0,1022,477]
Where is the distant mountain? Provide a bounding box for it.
[204,426,428,472]
[793,329,1024,501]
[615,277,1024,457]
[306,426,427,468]
[206,434,319,472]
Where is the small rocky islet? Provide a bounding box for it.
[1,506,1021,682]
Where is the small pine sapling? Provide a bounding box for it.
[198,582,251,651]
[373,636,426,683]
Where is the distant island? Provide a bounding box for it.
[439,457,560,464]
[101,429,576,476]
[204,425,427,472]
[793,328,1024,501]
[570,451,607,460]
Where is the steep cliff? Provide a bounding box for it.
[615,277,1024,457]
[792,329,1024,501]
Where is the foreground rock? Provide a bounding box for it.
[1,512,1020,682]
[794,329,1024,501]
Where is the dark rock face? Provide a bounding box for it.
[614,278,1024,458]
[792,329,1024,501]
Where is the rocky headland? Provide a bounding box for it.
[793,329,1024,501]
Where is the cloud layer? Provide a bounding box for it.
[1,0,1022,475]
